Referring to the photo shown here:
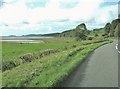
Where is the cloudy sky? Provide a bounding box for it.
[0,0,118,36]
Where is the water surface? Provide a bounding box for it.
[0,39,44,43]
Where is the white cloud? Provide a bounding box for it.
[48,26,52,31]
[0,0,104,23]
[68,0,104,21]
[0,0,118,35]
[94,4,118,24]
[4,0,17,3]
[0,0,29,23]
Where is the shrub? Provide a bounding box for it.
[88,37,93,40]
[19,49,60,64]
[72,45,77,48]
[95,33,98,37]
[2,61,17,71]
[20,53,33,63]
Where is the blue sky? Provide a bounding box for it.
[0,0,118,36]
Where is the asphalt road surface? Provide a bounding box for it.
[59,40,118,87]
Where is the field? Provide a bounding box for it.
[1,37,112,87]
[3,38,78,61]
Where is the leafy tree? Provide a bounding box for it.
[95,33,98,37]
[75,31,87,41]
[102,33,108,38]
[88,37,93,40]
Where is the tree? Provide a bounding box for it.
[95,33,98,37]
[75,31,87,41]
[88,37,93,40]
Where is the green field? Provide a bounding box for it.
[1,37,112,87]
[2,38,78,61]
[2,38,82,71]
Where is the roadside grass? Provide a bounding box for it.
[0,72,1,85]
[2,40,111,87]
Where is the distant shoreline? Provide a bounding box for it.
[0,36,53,43]
[1,36,53,40]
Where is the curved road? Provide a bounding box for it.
[59,40,118,87]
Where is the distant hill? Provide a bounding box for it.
[15,18,119,38]
[8,35,17,37]
[21,23,89,38]
[22,33,60,37]
[22,34,42,37]
[58,18,120,38]
[41,33,60,37]
[59,23,90,37]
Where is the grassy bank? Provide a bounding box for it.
[2,38,80,71]
[2,38,109,71]
[2,39,112,87]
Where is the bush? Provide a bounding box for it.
[2,61,17,71]
[102,33,108,37]
[20,53,33,63]
[88,37,93,40]
[19,49,60,64]
[72,44,77,48]
[95,33,98,37]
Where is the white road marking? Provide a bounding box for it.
[116,44,118,49]
[118,51,120,54]
[116,44,120,53]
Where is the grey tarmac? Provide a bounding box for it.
[59,40,118,87]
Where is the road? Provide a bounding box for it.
[59,40,118,87]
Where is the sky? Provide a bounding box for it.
[0,0,119,36]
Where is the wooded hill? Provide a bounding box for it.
[59,18,120,38]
